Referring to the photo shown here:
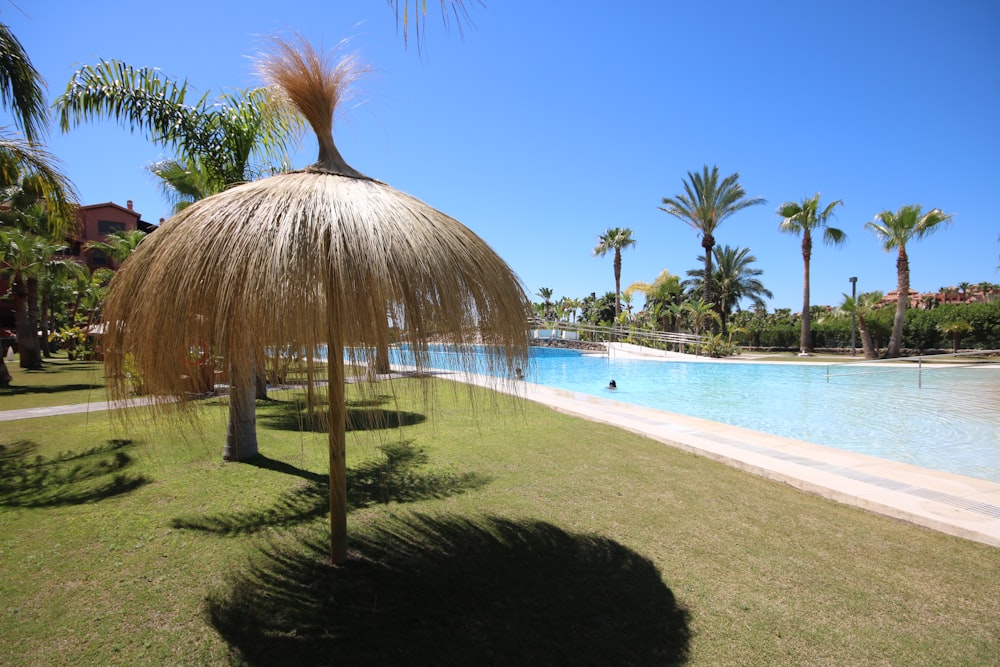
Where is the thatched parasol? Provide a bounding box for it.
[101,37,531,564]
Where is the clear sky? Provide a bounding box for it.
[8,1,1000,312]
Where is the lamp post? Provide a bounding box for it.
[849,276,858,357]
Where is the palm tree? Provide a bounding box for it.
[683,298,720,349]
[0,23,77,223]
[55,64,301,193]
[0,22,77,224]
[685,245,772,336]
[937,320,972,353]
[777,194,846,353]
[98,38,530,564]
[957,281,972,302]
[389,0,475,49]
[56,57,306,451]
[83,229,147,267]
[0,22,47,141]
[535,287,554,321]
[148,158,220,214]
[38,254,87,356]
[593,227,636,320]
[836,291,885,359]
[0,228,65,369]
[865,205,953,357]
[625,270,683,331]
[561,296,581,324]
[659,165,765,306]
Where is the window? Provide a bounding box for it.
[98,220,125,235]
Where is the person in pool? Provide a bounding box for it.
[608,379,617,390]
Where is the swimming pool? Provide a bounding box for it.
[391,345,1000,483]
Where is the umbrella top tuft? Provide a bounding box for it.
[256,36,369,180]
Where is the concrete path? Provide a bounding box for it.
[0,397,162,422]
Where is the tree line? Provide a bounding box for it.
[535,167,997,358]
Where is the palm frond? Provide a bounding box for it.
[0,23,47,141]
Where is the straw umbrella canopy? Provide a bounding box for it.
[101,38,531,564]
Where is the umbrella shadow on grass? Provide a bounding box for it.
[0,438,150,507]
[208,513,692,666]
[170,442,490,535]
[256,397,427,433]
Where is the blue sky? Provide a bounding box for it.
[8,1,999,311]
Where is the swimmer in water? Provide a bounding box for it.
[608,379,617,390]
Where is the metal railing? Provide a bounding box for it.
[824,349,1000,387]
[529,320,709,354]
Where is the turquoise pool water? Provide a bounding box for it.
[391,346,1000,483]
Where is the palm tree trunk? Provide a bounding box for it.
[40,295,51,358]
[255,369,268,399]
[613,250,622,319]
[13,274,41,370]
[887,246,909,358]
[222,364,259,461]
[371,339,391,376]
[702,234,714,306]
[858,316,878,360]
[800,231,813,353]
[26,277,42,363]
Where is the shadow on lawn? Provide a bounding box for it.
[0,382,102,397]
[208,513,691,666]
[171,442,489,534]
[257,397,427,433]
[0,438,150,507]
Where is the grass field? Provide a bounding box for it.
[1,356,998,666]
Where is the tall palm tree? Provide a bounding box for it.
[659,165,765,306]
[56,59,304,453]
[777,194,846,353]
[593,227,636,320]
[685,245,772,336]
[865,205,953,357]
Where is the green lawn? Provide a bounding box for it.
[1,356,107,409]
[1,358,998,666]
